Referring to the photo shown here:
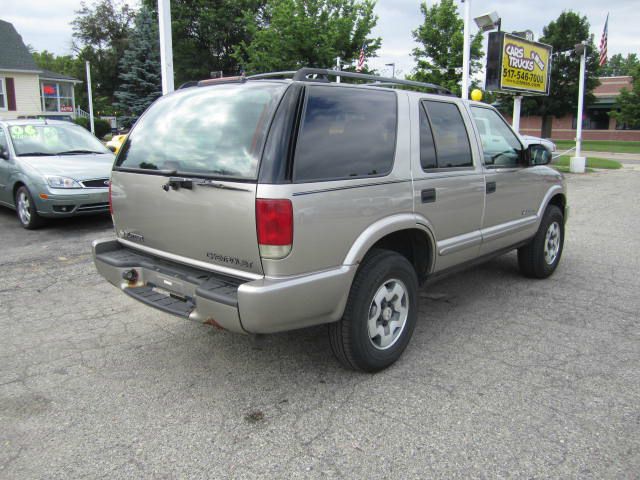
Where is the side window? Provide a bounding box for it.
[419,104,437,169]
[293,86,397,182]
[421,100,473,169]
[470,107,523,168]
[0,129,8,152]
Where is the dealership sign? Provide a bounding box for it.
[485,32,552,95]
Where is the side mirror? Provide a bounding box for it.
[107,145,117,153]
[0,146,9,161]
[528,144,552,166]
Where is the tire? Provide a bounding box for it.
[518,205,564,279]
[15,186,44,230]
[329,249,418,372]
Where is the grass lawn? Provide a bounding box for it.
[552,165,595,173]
[554,140,640,154]
[552,155,622,170]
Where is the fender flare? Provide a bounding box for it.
[343,213,437,268]
[537,185,565,218]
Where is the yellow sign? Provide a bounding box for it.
[500,33,552,95]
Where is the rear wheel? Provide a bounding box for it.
[15,186,44,230]
[518,205,564,278]
[329,249,418,372]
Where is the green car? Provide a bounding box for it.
[0,119,115,229]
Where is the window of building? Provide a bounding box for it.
[293,86,397,182]
[40,81,74,113]
[572,109,610,130]
[0,78,6,110]
[420,100,473,169]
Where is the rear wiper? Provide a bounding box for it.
[17,152,54,156]
[115,166,177,175]
[56,149,105,155]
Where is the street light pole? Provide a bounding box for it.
[158,0,174,94]
[570,42,587,173]
[461,0,472,99]
[385,63,396,78]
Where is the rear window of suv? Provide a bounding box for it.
[293,86,397,182]
[116,82,286,179]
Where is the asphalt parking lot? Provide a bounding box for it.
[1,168,639,479]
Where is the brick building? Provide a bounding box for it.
[505,76,639,141]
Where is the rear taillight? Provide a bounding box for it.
[108,180,113,215]
[256,198,293,259]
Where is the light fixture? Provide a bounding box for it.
[474,11,501,32]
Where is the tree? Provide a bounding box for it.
[610,65,640,129]
[600,53,639,77]
[522,11,600,137]
[72,0,136,109]
[233,0,381,74]
[142,0,263,85]
[409,0,483,96]
[113,7,162,127]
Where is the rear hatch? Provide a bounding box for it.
[110,81,288,277]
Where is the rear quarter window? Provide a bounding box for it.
[293,86,397,182]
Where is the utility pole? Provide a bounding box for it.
[570,42,587,173]
[158,0,174,94]
[461,0,472,99]
[336,57,341,84]
[85,61,95,135]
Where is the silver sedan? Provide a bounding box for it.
[0,119,115,229]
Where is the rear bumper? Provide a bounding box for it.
[92,239,356,334]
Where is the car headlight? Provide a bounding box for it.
[46,176,82,189]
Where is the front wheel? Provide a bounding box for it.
[329,249,418,372]
[518,205,564,278]
[15,186,44,229]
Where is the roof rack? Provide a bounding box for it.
[247,68,453,95]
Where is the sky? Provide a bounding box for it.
[1,0,638,79]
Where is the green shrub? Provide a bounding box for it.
[74,117,112,139]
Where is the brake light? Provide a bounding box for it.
[256,198,293,259]
[108,180,113,215]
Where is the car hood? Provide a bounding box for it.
[19,153,115,180]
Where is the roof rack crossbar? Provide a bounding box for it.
[246,71,298,80]
[292,68,453,95]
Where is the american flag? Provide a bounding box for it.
[356,43,366,72]
[599,13,609,67]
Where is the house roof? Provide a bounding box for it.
[0,19,80,83]
[39,69,82,83]
[0,19,38,71]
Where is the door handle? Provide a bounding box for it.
[421,188,436,203]
[486,181,496,194]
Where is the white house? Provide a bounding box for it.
[0,19,81,120]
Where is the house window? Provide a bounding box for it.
[0,78,6,110]
[40,81,74,113]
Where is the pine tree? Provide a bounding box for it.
[113,6,161,127]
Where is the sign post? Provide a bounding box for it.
[512,96,522,132]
